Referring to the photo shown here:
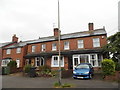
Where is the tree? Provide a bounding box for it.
[103,32,120,62]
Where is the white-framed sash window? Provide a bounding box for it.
[6,49,11,54]
[64,41,69,50]
[32,45,36,52]
[16,48,21,53]
[78,40,84,48]
[93,38,100,47]
[51,55,64,67]
[41,44,46,52]
[52,43,57,51]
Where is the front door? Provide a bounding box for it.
[73,55,80,70]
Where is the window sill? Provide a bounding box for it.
[51,65,64,67]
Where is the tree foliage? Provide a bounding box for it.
[103,32,120,62]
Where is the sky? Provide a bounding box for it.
[0,0,119,43]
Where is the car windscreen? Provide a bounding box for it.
[76,64,89,69]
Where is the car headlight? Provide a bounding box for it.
[73,71,77,74]
[84,72,89,74]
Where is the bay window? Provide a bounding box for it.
[51,55,64,67]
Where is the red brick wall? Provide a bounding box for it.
[46,56,69,70]
[0,42,17,66]
[2,46,27,68]
[27,35,107,53]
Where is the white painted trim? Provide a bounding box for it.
[51,55,64,67]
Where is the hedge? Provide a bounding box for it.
[101,59,115,76]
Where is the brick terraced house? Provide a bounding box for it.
[1,23,107,70]
[0,35,18,67]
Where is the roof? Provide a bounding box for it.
[0,42,15,48]
[27,28,106,44]
[4,41,30,49]
[4,28,106,49]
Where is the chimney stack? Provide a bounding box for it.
[88,23,94,31]
[54,28,59,37]
[12,34,18,42]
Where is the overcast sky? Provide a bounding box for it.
[0,0,119,43]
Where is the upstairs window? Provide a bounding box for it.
[52,43,57,51]
[16,48,21,53]
[93,38,100,47]
[41,44,46,52]
[32,45,36,52]
[64,41,69,50]
[6,49,11,54]
[78,40,84,48]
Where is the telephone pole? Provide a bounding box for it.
[58,0,62,85]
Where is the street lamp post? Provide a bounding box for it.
[58,0,62,85]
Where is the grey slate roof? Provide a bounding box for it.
[4,28,106,49]
[0,42,14,48]
[4,41,30,49]
[27,28,106,44]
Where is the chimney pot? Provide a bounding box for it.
[88,23,94,31]
[12,34,18,42]
[54,28,59,37]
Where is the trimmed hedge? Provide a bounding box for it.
[101,59,115,76]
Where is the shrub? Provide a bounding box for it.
[39,65,51,72]
[101,59,115,76]
[7,61,17,68]
[23,64,31,73]
[7,61,17,73]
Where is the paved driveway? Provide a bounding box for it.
[2,74,119,88]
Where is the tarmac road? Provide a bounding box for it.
[2,74,119,88]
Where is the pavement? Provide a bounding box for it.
[1,73,119,88]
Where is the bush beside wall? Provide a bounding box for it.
[101,59,115,76]
[7,61,17,73]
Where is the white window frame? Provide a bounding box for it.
[78,40,84,48]
[41,44,46,52]
[64,41,69,50]
[51,55,64,67]
[35,57,44,67]
[1,59,11,67]
[6,49,11,54]
[52,43,57,51]
[16,48,21,53]
[16,59,20,68]
[73,54,100,69]
[90,54,98,67]
[32,45,36,52]
[93,38,100,47]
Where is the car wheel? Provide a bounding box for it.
[89,74,92,79]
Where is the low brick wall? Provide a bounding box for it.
[61,69,73,78]
[104,71,120,81]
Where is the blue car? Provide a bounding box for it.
[73,63,94,79]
